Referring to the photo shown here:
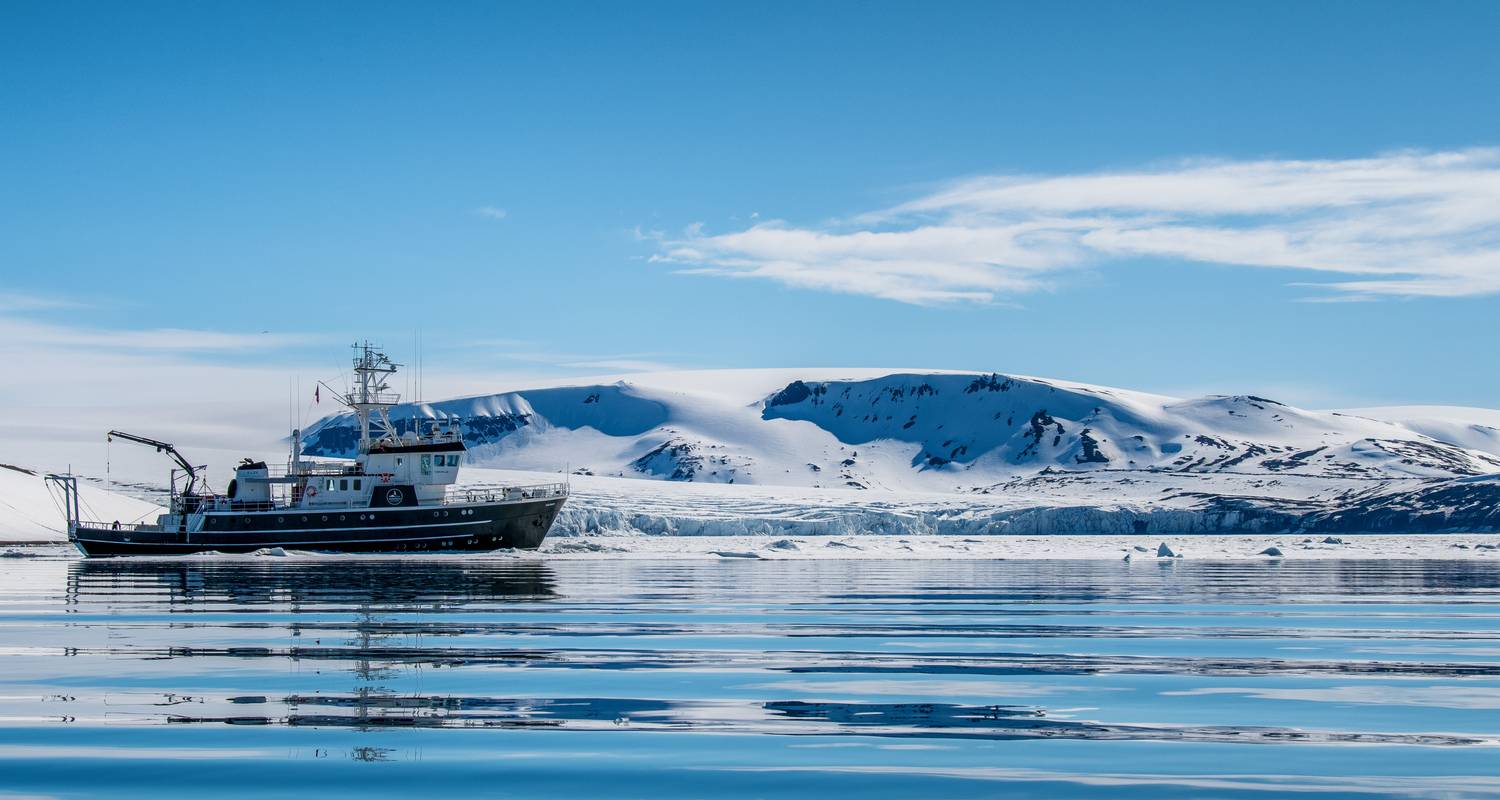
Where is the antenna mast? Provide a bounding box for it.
[346,341,402,451]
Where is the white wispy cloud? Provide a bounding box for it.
[0,317,310,352]
[652,148,1500,305]
[476,206,509,220]
[0,290,82,312]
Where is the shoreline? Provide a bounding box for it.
[6,533,1499,561]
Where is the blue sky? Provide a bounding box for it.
[4,1,1500,409]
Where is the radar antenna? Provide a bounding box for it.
[344,341,402,451]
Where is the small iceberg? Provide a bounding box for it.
[546,540,622,554]
[1322,537,1344,545]
[1156,542,1177,558]
[712,551,762,559]
[1259,546,1284,557]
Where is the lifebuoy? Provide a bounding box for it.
[307,486,318,497]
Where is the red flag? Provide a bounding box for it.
[314,386,320,404]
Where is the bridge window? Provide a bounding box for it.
[447,455,460,466]
[353,479,362,491]
[339,479,348,491]
[325,479,336,491]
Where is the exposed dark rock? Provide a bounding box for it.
[1262,446,1328,472]
[1017,410,1066,460]
[767,381,813,407]
[1302,478,1500,533]
[964,373,1014,394]
[630,440,703,481]
[1076,429,1110,464]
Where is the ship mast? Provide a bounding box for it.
[346,342,401,452]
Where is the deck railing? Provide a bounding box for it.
[443,482,569,505]
[182,481,569,514]
[78,520,158,532]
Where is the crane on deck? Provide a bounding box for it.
[106,430,203,499]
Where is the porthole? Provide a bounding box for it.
[339,515,346,521]
[301,516,308,522]
[321,516,328,522]
[277,517,284,523]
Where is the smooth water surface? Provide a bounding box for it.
[1,554,1499,798]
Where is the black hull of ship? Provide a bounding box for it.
[71,497,564,557]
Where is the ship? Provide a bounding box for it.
[46,342,569,556]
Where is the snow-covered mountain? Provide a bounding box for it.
[0,462,161,541]
[11,370,1495,543]
[301,369,1500,491]
[282,368,1500,536]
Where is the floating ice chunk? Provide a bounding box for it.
[1133,545,1150,552]
[1122,552,1132,562]
[1322,537,1344,545]
[768,539,800,551]
[254,547,287,557]
[825,540,861,549]
[1156,542,1176,558]
[1260,546,1284,557]
[712,551,762,559]
[546,540,622,553]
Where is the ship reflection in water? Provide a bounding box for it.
[2,555,1498,797]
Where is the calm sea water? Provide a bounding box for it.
[1,552,1499,798]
